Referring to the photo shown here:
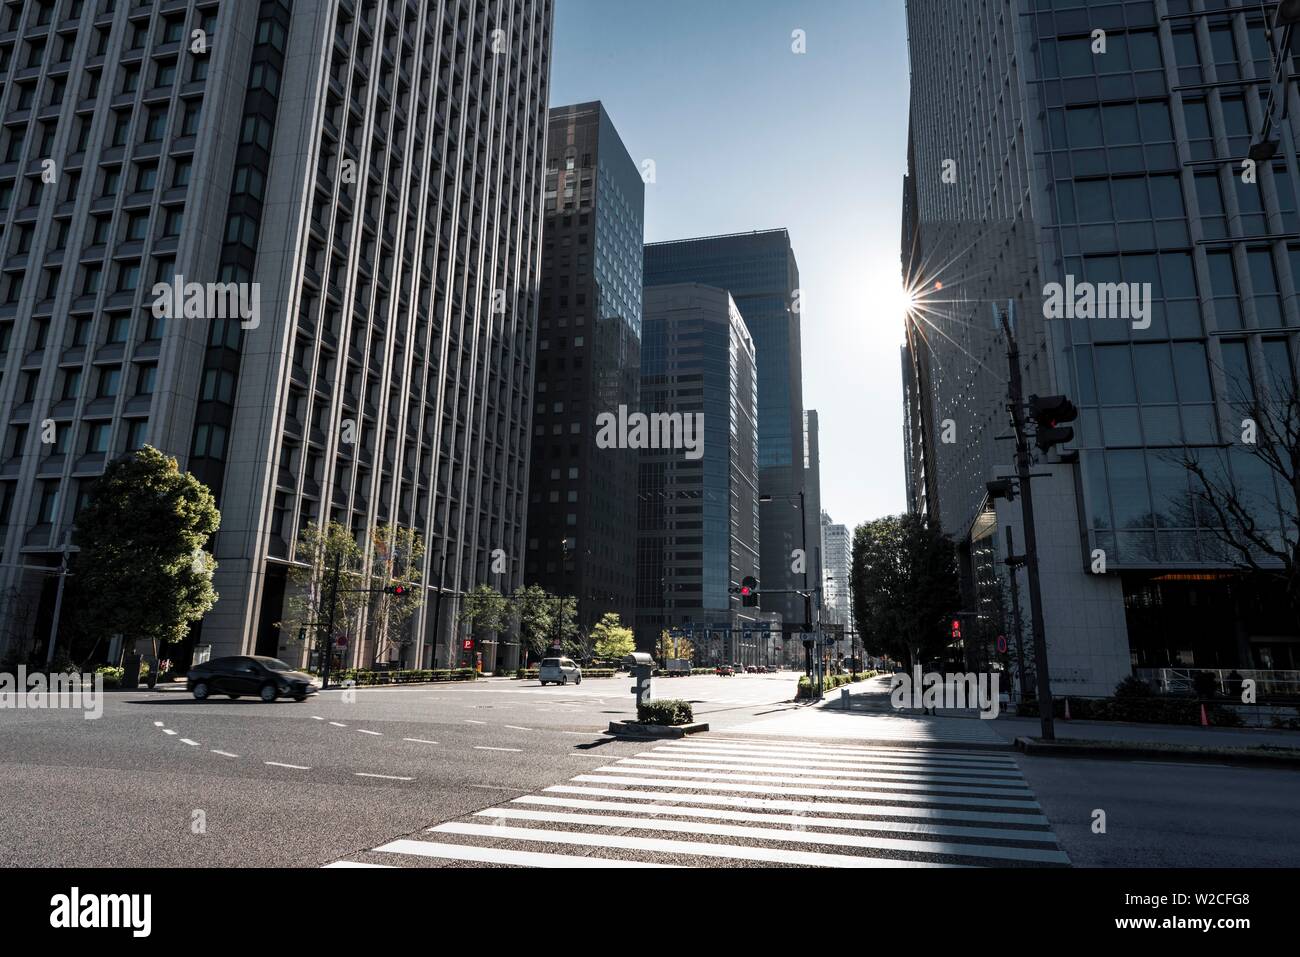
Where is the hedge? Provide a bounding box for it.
[1017,695,1244,727]
[637,699,694,726]
[332,668,477,686]
[795,671,878,700]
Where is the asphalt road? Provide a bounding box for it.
[0,673,802,867]
[4,672,1298,868]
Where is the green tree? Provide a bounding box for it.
[511,584,555,663]
[365,524,425,664]
[590,612,635,659]
[850,513,960,669]
[281,521,368,659]
[655,630,695,662]
[74,447,220,661]
[459,584,508,640]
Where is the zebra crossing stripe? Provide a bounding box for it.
[570,774,1042,808]
[372,838,681,868]
[652,744,1019,769]
[541,784,1050,825]
[428,821,969,868]
[511,795,1058,843]
[693,740,1015,761]
[619,756,1024,785]
[472,807,1069,865]
[590,764,1035,796]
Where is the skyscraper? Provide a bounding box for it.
[635,283,762,660]
[903,0,1300,691]
[527,101,643,634]
[644,229,815,635]
[821,509,853,635]
[0,0,554,672]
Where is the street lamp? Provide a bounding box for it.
[758,490,822,693]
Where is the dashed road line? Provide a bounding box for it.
[265,761,311,770]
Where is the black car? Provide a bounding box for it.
[187,656,316,703]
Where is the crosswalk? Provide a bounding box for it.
[327,735,1070,868]
[475,685,783,706]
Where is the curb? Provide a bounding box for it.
[1014,735,1300,767]
[607,720,710,739]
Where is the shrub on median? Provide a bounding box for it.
[795,670,877,700]
[637,699,694,726]
[331,668,477,686]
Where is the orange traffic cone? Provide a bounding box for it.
[1200,703,1210,727]
[1063,697,1071,721]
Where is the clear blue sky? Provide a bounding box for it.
[549,0,912,532]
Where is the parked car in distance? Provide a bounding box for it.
[188,656,316,702]
[745,665,758,674]
[539,657,582,686]
[715,664,735,676]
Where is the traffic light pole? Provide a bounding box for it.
[1002,320,1056,741]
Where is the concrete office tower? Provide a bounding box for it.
[526,102,643,635]
[0,0,554,671]
[644,229,813,636]
[821,509,853,634]
[903,0,1300,691]
[635,284,766,663]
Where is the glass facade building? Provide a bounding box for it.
[635,283,764,659]
[644,229,818,632]
[904,0,1300,687]
[527,101,643,633]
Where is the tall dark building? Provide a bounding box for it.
[903,0,1300,692]
[0,0,554,672]
[644,229,815,634]
[526,101,643,633]
[635,283,766,662]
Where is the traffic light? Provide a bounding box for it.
[1029,394,1078,454]
[951,618,962,641]
[383,584,410,596]
[740,575,758,607]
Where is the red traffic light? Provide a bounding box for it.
[384,584,409,596]
[740,586,752,596]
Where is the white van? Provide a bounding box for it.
[538,657,582,686]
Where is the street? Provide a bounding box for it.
[4,673,1296,868]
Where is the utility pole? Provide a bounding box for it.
[1005,525,1029,710]
[320,553,341,690]
[1001,317,1056,740]
[43,532,72,669]
[430,546,447,668]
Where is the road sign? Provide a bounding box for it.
[462,638,473,650]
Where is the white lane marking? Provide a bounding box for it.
[622,756,1024,784]
[211,750,240,758]
[562,731,610,736]
[180,738,200,746]
[704,737,1012,760]
[324,861,395,868]
[430,822,965,869]
[543,784,1049,825]
[312,716,324,721]
[403,738,439,745]
[509,797,1059,845]
[474,746,523,753]
[505,725,533,732]
[468,784,525,792]
[354,772,414,781]
[592,764,1033,796]
[162,729,177,736]
[356,729,383,736]
[476,807,1068,864]
[374,839,680,868]
[569,775,1040,809]
[153,721,164,727]
[329,722,347,728]
[265,761,311,770]
[465,719,487,725]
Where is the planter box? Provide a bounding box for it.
[607,720,710,738]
